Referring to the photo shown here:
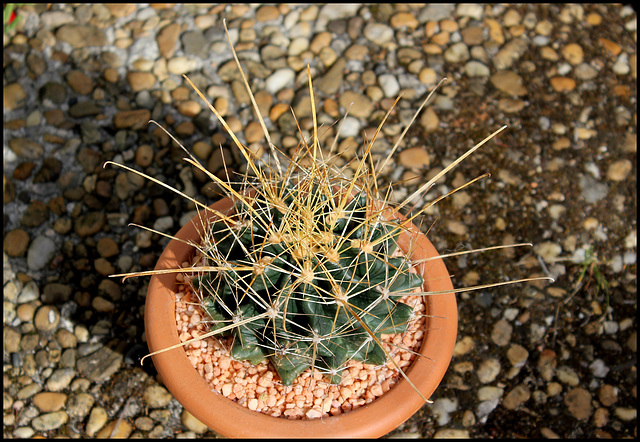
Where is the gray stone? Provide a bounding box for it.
[39,82,66,104]
[8,138,45,160]
[31,411,69,431]
[579,174,609,203]
[456,3,484,19]
[419,4,455,22]
[143,385,173,408]
[56,24,108,48]
[86,406,108,437]
[477,358,501,383]
[315,4,361,32]
[493,37,529,70]
[69,100,102,118]
[314,57,347,95]
[77,346,123,382]
[464,61,490,77]
[181,30,207,56]
[27,235,56,271]
[589,359,610,378]
[17,280,39,303]
[444,42,470,64]
[363,23,394,46]
[476,399,500,423]
[46,368,75,392]
[167,56,200,75]
[40,10,75,28]
[491,319,513,346]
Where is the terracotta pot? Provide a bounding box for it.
[145,197,457,438]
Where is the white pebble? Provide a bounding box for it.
[339,116,361,138]
[265,68,296,95]
[612,53,630,75]
[378,74,400,98]
[431,397,458,426]
[589,359,610,378]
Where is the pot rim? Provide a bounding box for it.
[145,197,457,438]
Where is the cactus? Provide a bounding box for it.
[190,174,424,385]
[107,19,553,403]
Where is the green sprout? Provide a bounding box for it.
[571,246,611,319]
[3,4,24,35]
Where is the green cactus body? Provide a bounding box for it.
[191,174,424,386]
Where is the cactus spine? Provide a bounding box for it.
[191,173,424,385]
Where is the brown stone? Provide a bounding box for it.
[114,109,151,130]
[34,305,60,332]
[398,147,430,170]
[66,70,94,95]
[314,58,347,95]
[44,109,65,127]
[607,159,632,181]
[135,144,154,167]
[269,103,289,122]
[175,121,195,137]
[586,13,602,26]
[244,121,264,144]
[105,3,137,18]
[8,138,44,160]
[550,77,576,92]
[255,5,280,22]
[21,201,49,227]
[4,83,27,110]
[96,237,119,258]
[310,31,331,54]
[104,68,119,83]
[4,174,16,204]
[598,38,621,56]
[564,388,593,421]
[33,392,67,412]
[461,26,484,45]
[5,119,25,130]
[4,229,30,257]
[55,24,107,48]
[177,100,201,118]
[561,43,584,65]
[96,420,132,438]
[338,91,374,118]
[69,101,101,118]
[345,44,369,61]
[390,12,419,29]
[74,211,106,237]
[490,70,527,96]
[598,384,619,407]
[420,107,439,132]
[126,72,156,92]
[13,162,36,180]
[502,384,531,410]
[157,23,181,59]
[485,18,504,44]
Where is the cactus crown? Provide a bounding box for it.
[191,166,424,385]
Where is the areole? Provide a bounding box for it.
[144,196,457,438]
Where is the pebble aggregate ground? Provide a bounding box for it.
[3,3,637,439]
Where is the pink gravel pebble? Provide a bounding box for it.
[173,252,427,420]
